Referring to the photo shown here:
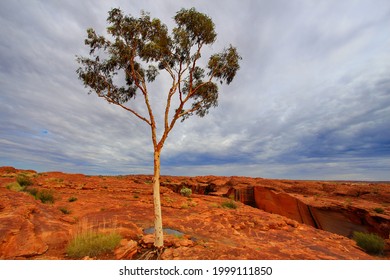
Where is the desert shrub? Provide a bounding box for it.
[373,207,384,214]
[221,200,237,209]
[66,231,121,258]
[6,182,24,192]
[180,203,190,209]
[36,189,55,204]
[24,187,38,197]
[353,231,385,255]
[16,174,33,187]
[68,197,78,202]
[180,187,192,197]
[59,207,71,215]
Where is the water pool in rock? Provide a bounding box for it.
[143,227,184,237]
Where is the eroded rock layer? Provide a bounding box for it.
[0,167,389,259]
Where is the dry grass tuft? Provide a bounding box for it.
[66,218,122,259]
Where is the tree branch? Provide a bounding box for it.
[96,83,152,126]
[164,80,179,132]
[177,102,202,119]
[126,54,158,148]
[188,42,203,98]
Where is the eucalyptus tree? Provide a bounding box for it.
[76,7,241,250]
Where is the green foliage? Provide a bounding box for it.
[174,7,217,46]
[6,182,24,192]
[180,203,190,209]
[66,231,122,258]
[180,187,192,197]
[6,179,55,204]
[16,174,33,187]
[59,207,71,215]
[36,189,55,204]
[221,200,237,209]
[24,187,38,197]
[180,201,197,209]
[76,7,241,121]
[352,231,385,255]
[373,207,384,214]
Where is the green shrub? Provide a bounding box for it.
[68,197,78,202]
[36,189,55,204]
[59,207,71,215]
[373,207,385,214]
[353,231,385,255]
[221,200,237,209]
[24,187,38,197]
[16,174,33,187]
[66,231,122,258]
[6,182,24,192]
[180,203,190,209]
[180,187,192,197]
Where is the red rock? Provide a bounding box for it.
[0,189,70,259]
[1,167,389,260]
[114,239,138,259]
[139,234,155,248]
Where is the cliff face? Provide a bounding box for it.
[253,186,377,238]
[253,187,317,226]
[160,175,390,240]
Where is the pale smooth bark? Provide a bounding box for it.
[152,149,164,248]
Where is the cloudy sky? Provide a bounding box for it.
[1,0,390,180]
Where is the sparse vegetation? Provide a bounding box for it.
[221,200,237,209]
[6,182,24,192]
[352,231,385,255]
[36,189,55,204]
[164,196,175,203]
[180,187,192,197]
[180,203,190,209]
[46,177,64,184]
[373,207,385,214]
[66,231,121,258]
[344,198,352,207]
[24,187,38,197]
[5,178,56,204]
[68,197,78,202]
[210,203,220,208]
[180,201,197,209]
[5,174,33,192]
[16,174,33,187]
[59,207,71,215]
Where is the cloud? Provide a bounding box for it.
[1,0,390,180]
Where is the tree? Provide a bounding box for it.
[76,7,241,251]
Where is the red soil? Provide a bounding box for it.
[1,166,389,260]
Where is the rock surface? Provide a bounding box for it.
[0,166,389,260]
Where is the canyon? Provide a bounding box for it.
[0,166,389,260]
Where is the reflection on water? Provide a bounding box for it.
[143,227,184,237]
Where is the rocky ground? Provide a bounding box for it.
[0,166,389,260]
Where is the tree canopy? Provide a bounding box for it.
[77,8,241,127]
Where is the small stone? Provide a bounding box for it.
[140,234,155,248]
[114,239,138,259]
[175,239,194,247]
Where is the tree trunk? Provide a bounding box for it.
[153,149,164,248]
